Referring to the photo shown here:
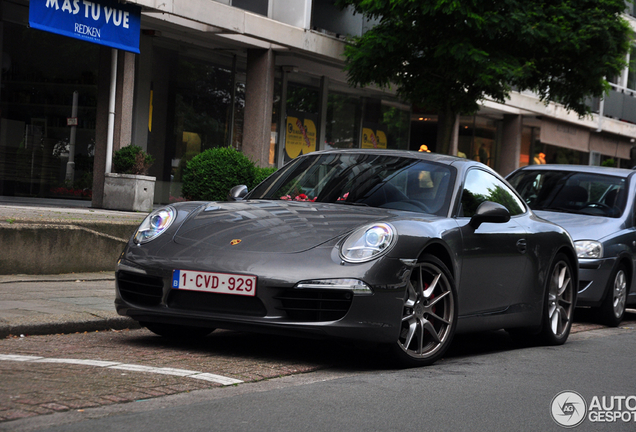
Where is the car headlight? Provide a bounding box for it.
[134,206,176,245]
[340,222,396,263]
[574,240,603,259]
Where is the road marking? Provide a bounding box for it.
[0,354,243,386]
[35,358,120,367]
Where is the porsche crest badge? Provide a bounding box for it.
[230,239,242,246]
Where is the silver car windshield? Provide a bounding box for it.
[249,153,456,216]
[508,170,627,218]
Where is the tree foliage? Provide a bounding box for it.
[337,0,631,151]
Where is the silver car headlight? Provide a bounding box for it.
[134,206,176,245]
[574,240,603,259]
[340,222,396,263]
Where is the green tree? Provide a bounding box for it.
[336,0,631,154]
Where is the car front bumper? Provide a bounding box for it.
[114,246,411,344]
[576,257,616,307]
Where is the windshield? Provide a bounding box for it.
[507,170,627,218]
[249,153,456,216]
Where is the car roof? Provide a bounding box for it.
[512,164,636,179]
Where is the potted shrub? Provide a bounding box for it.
[103,145,156,212]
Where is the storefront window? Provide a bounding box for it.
[164,55,243,203]
[457,116,497,167]
[539,144,588,165]
[325,92,360,149]
[286,82,320,114]
[174,58,236,151]
[519,126,534,166]
[1,22,98,200]
[599,155,622,167]
[359,98,410,150]
[283,81,320,162]
[381,103,410,150]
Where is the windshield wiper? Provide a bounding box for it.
[539,207,581,214]
[335,201,369,207]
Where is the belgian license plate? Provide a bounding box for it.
[172,269,256,296]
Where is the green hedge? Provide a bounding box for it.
[253,166,278,187]
[182,147,277,201]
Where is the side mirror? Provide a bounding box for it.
[227,185,248,201]
[469,201,510,229]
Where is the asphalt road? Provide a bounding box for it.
[3,321,635,432]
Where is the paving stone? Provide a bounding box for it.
[39,403,69,412]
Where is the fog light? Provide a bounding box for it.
[295,279,373,296]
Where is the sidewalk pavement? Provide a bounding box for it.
[0,272,139,338]
[0,197,142,336]
[0,196,146,225]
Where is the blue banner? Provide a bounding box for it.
[29,0,141,53]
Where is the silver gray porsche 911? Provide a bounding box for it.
[115,149,577,366]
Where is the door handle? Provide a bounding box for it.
[516,239,527,253]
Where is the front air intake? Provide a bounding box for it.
[117,271,164,306]
[275,289,353,322]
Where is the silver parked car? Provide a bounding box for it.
[507,164,636,326]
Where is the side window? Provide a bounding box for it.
[460,169,526,218]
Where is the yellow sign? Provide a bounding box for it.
[285,116,316,159]
[361,128,387,149]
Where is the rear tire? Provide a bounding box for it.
[141,322,214,339]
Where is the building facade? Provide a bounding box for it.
[1,0,636,207]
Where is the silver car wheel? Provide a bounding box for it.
[611,269,627,319]
[597,264,628,327]
[398,260,455,361]
[547,259,574,338]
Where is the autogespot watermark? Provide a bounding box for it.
[551,391,636,428]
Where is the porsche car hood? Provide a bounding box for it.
[534,210,623,242]
[173,200,394,253]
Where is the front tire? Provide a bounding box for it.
[595,264,627,327]
[391,255,457,367]
[539,253,575,345]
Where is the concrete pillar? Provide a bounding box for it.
[91,48,136,208]
[114,50,136,152]
[498,114,522,176]
[243,49,275,167]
